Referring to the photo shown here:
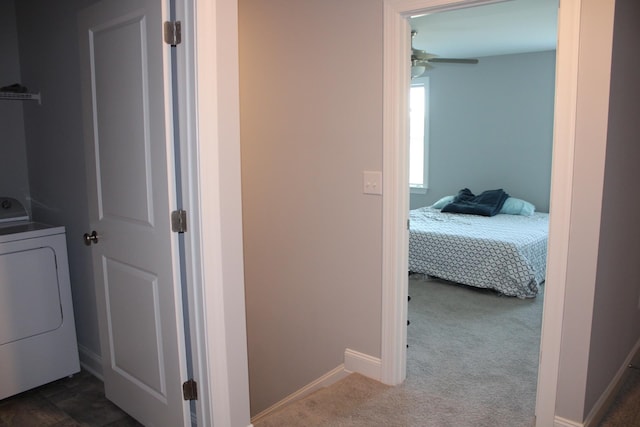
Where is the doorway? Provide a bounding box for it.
[6,0,250,425]
[404,2,556,422]
[380,0,577,425]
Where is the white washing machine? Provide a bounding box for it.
[0,197,80,400]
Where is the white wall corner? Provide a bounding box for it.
[344,348,383,381]
[77,344,103,380]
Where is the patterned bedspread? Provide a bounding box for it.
[409,207,549,298]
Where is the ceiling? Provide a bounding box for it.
[410,0,558,59]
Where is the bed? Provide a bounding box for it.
[409,206,549,298]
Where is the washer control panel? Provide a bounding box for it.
[0,197,29,223]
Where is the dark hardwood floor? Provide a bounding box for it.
[0,370,141,427]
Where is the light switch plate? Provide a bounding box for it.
[363,171,382,195]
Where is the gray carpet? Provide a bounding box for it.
[255,275,543,426]
[402,275,542,426]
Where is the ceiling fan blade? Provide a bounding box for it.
[412,50,438,61]
[428,58,479,64]
[410,29,479,74]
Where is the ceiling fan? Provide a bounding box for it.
[411,30,479,78]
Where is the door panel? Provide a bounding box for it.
[92,16,154,225]
[104,257,164,398]
[78,0,188,425]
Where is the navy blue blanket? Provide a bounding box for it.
[441,188,509,217]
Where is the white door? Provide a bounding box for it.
[78,0,189,425]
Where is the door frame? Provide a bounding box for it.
[177,0,251,425]
[380,1,581,426]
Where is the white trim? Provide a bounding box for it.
[344,349,383,381]
[192,0,252,426]
[554,417,584,427]
[581,338,640,427]
[381,0,410,386]
[175,0,214,425]
[250,365,349,425]
[535,0,581,425]
[78,344,103,380]
[250,349,383,425]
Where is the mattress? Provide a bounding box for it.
[409,207,549,298]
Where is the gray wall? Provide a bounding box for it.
[410,50,556,212]
[555,0,640,422]
[585,0,640,418]
[241,0,638,424]
[14,0,102,364]
[239,0,383,415]
[0,0,30,212]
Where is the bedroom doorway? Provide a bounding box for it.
[380,0,568,425]
[406,3,556,422]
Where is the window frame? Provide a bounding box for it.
[409,78,429,194]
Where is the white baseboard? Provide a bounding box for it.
[554,416,583,427]
[78,344,103,380]
[581,337,640,427]
[344,348,382,381]
[250,364,349,424]
[249,348,382,425]
[552,337,640,427]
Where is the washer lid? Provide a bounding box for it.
[0,197,29,223]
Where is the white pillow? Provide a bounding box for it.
[500,197,535,216]
[430,195,455,209]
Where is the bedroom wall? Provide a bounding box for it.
[584,0,640,419]
[410,50,556,213]
[15,0,102,367]
[239,0,383,416]
[0,0,30,213]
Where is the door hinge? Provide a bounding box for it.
[171,209,187,233]
[407,218,410,230]
[182,379,198,401]
[163,21,182,46]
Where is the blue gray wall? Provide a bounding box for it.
[13,0,103,370]
[0,0,30,213]
[410,50,556,213]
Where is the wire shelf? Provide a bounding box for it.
[0,91,41,104]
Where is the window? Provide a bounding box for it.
[409,80,429,192]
